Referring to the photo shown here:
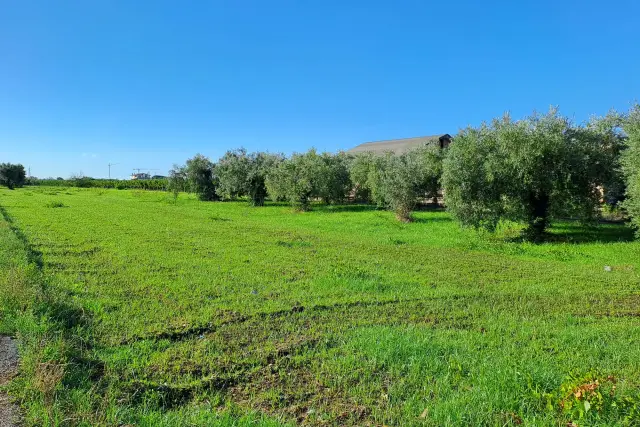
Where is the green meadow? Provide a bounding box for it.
[1,187,639,426]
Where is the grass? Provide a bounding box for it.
[1,186,639,426]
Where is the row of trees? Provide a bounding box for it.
[3,105,639,239]
[169,146,444,220]
[170,106,640,239]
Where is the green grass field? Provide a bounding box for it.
[1,187,639,426]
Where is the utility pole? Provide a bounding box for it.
[108,163,118,179]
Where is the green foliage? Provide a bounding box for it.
[216,149,250,200]
[167,165,188,201]
[32,177,169,190]
[316,152,352,204]
[376,153,424,221]
[69,173,95,188]
[621,104,640,235]
[407,143,445,203]
[349,152,385,204]
[587,110,628,207]
[265,149,348,210]
[24,176,39,186]
[350,145,444,221]
[443,109,607,238]
[44,201,66,208]
[183,154,218,201]
[217,149,284,206]
[0,162,26,189]
[529,371,639,424]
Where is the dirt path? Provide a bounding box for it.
[0,336,19,427]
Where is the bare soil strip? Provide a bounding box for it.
[0,336,19,427]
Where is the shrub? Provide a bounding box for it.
[442,108,607,239]
[0,163,26,189]
[45,201,66,208]
[530,371,640,424]
[621,104,640,235]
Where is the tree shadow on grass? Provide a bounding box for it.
[317,204,379,213]
[503,221,636,244]
[548,222,636,244]
[412,216,453,224]
[0,205,44,268]
[416,203,447,212]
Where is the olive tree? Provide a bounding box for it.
[349,152,385,205]
[265,149,326,210]
[375,146,443,221]
[0,163,26,189]
[167,164,188,201]
[621,104,640,235]
[442,109,606,239]
[216,149,283,206]
[586,111,627,207]
[316,152,352,204]
[178,154,218,201]
[409,143,445,204]
[349,144,444,220]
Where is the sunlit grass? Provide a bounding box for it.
[1,187,639,425]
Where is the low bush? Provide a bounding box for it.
[44,201,66,208]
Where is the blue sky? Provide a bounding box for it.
[1,0,638,179]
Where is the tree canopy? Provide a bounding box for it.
[216,149,283,206]
[621,104,640,235]
[169,154,218,201]
[0,163,26,189]
[265,149,350,210]
[442,109,607,238]
[349,144,444,221]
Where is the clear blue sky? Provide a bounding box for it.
[1,1,638,179]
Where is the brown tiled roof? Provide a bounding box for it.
[347,135,447,154]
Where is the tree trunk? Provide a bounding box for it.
[527,190,550,239]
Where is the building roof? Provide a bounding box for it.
[347,134,449,155]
